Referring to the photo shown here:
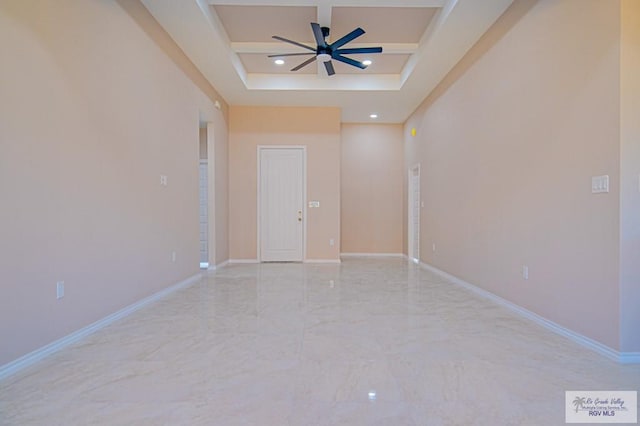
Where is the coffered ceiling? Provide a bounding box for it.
[140,0,514,123]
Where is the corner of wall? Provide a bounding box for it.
[619,0,640,352]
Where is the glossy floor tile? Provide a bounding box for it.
[1,257,638,425]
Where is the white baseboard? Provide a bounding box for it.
[0,273,202,381]
[619,352,640,364]
[229,259,342,264]
[207,260,229,271]
[341,253,406,258]
[419,262,639,365]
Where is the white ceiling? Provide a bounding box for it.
[140,0,514,123]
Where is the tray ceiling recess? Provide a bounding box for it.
[140,0,514,123]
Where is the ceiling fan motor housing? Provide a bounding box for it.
[317,26,331,62]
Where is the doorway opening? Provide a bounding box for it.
[199,126,209,269]
[408,164,421,264]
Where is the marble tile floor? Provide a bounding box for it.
[1,257,638,425]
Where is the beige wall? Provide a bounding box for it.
[0,0,228,365]
[341,124,404,254]
[229,106,341,261]
[404,0,623,350]
[115,0,228,123]
[620,0,640,352]
[118,0,230,268]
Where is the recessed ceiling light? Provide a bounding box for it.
[369,114,378,119]
[274,59,285,65]
[362,60,372,66]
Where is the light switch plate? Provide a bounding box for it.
[591,175,609,193]
[308,201,320,208]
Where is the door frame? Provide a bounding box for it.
[408,163,421,264]
[256,146,307,262]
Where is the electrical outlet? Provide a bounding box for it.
[522,265,529,280]
[432,243,436,252]
[329,239,334,246]
[160,175,168,186]
[171,251,176,262]
[56,281,65,299]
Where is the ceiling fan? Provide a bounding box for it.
[269,23,383,76]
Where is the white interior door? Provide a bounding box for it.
[408,165,420,263]
[260,148,304,262]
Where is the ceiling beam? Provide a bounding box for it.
[208,0,446,7]
[231,42,418,54]
[245,73,401,91]
[317,3,332,27]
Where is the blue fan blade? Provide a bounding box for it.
[324,61,335,76]
[272,35,316,52]
[291,56,317,71]
[333,54,367,69]
[311,23,326,47]
[330,27,365,49]
[335,47,382,55]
